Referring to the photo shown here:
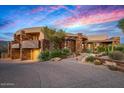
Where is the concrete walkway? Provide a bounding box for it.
[0,58,124,88]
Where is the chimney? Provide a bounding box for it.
[77,33,82,38]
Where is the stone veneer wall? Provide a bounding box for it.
[76,33,83,53]
[11,49,20,59]
[21,49,31,60]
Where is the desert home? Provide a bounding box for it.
[86,35,120,52]
[7,27,120,61]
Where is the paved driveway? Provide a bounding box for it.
[0,59,124,88]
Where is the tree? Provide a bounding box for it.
[41,26,66,50]
[53,29,66,49]
[42,26,56,40]
[118,18,124,33]
[41,26,56,50]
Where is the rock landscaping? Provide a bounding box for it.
[83,44,124,72]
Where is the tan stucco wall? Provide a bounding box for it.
[22,40,39,48]
[15,27,45,40]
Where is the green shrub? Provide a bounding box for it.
[86,48,93,53]
[97,45,114,54]
[62,48,70,55]
[38,48,71,61]
[85,55,95,62]
[50,49,62,58]
[38,50,50,61]
[108,51,124,60]
[97,46,105,53]
[61,48,71,58]
[101,52,108,56]
[115,45,124,52]
[50,48,71,58]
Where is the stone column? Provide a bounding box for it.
[83,42,87,52]
[10,42,13,59]
[76,33,83,53]
[20,31,23,60]
[64,39,67,48]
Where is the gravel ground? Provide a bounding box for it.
[0,58,124,88]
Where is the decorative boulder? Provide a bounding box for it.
[94,59,103,65]
[107,65,118,71]
[90,54,96,57]
[105,61,117,66]
[105,61,118,71]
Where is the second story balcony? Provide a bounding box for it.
[11,41,20,48]
[21,40,40,48]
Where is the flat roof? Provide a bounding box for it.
[15,27,43,35]
[65,33,88,39]
[87,40,113,43]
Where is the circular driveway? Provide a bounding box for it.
[0,59,124,88]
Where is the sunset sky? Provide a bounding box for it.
[0,5,124,43]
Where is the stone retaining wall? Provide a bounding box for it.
[95,57,124,72]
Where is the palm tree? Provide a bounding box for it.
[118,18,124,33]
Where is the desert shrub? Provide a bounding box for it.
[61,48,71,58]
[108,51,124,60]
[62,48,70,56]
[114,45,124,52]
[101,52,108,56]
[50,49,62,58]
[97,46,105,53]
[38,48,71,61]
[38,50,50,61]
[94,60,103,65]
[97,45,114,55]
[50,48,71,58]
[86,48,93,53]
[104,45,115,55]
[85,55,95,62]
[108,45,114,51]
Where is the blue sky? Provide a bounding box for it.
[0,5,124,43]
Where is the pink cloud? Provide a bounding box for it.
[80,10,124,24]
[30,5,78,17]
[76,5,82,9]
[0,39,4,41]
[54,9,124,28]
[0,19,21,30]
[30,5,64,14]
[28,5,79,24]
[60,6,78,17]
[6,20,22,28]
[31,6,45,14]
[47,5,64,13]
